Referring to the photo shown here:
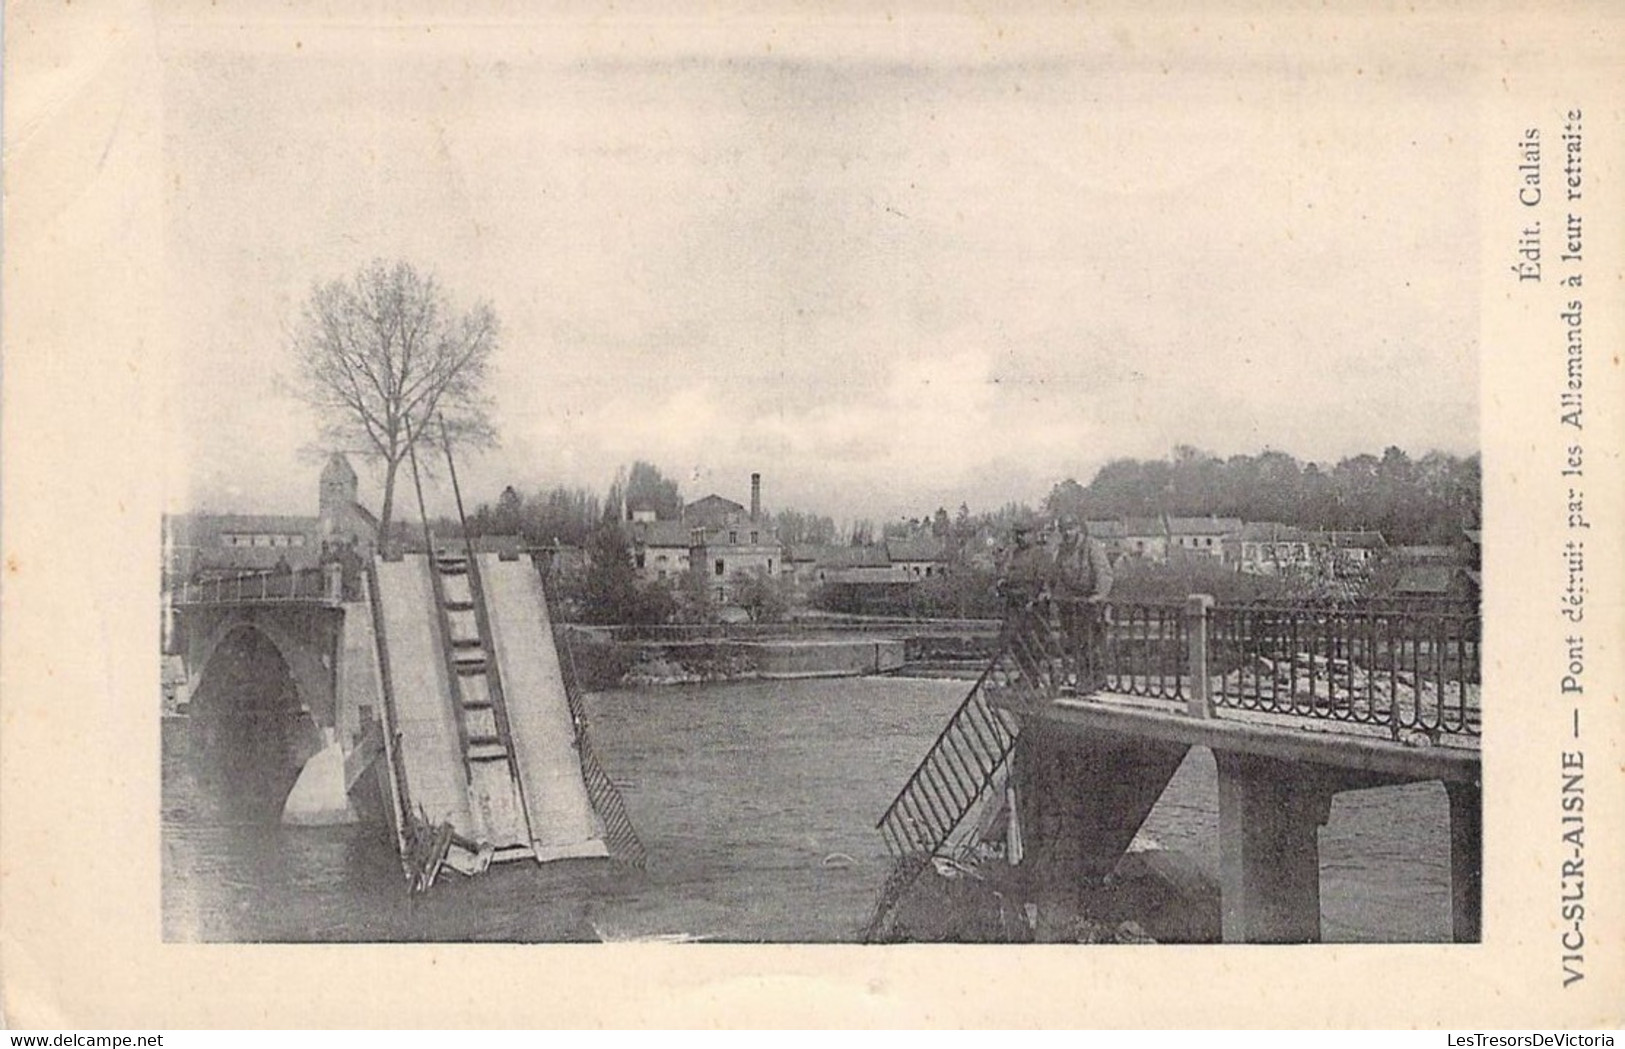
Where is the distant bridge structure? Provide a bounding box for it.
[170,552,643,887]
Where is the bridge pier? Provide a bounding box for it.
[1006,698,1482,944]
[281,727,361,826]
[1446,780,1482,943]
[1214,752,1336,943]
[1012,722,1190,912]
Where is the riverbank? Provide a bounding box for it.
[566,629,994,689]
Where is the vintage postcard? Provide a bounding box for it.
[2,0,1621,1029]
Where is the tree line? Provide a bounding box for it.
[458,443,1481,573]
[1043,445,1481,546]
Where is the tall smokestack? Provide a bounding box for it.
[750,473,761,522]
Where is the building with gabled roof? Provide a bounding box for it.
[1392,564,1479,602]
[1232,521,1313,575]
[886,536,950,579]
[681,473,780,603]
[684,493,747,530]
[1165,515,1243,561]
[627,519,695,583]
[1117,517,1168,563]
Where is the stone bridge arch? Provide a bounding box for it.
[183,604,343,728]
[178,604,345,820]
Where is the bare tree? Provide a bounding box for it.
[291,260,497,547]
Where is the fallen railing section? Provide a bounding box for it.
[542,568,647,870]
[875,626,1026,861]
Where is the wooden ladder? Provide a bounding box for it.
[428,545,523,789]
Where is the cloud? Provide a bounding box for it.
[162,32,1479,521]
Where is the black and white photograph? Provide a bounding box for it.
[4,0,1622,1030]
[155,5,1483,948]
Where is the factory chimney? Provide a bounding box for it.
[750,473,761,522]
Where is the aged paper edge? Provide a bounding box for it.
[2,0,1622,1030]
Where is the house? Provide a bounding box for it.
[1390,534,1481,599]
[684,473,781,603]
[809,544,893,585]
[886,536,950,580]
[782,544,826,589]
[685,491,751,530]
[627,519,694,583]
[807,544,913,615]
[1233,522,1314,575]
[1316,530,1388,563]
[1083,519,1129,563]
[1393,544,1463,565]
[1165,516,1243,562]
[690,525,781,602]
[163,512,323,583]
[1392,564,1479,602]
[1117,517,1168,563]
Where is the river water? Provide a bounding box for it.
[162,676,1455,943]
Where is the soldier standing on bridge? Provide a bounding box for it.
[1053,518,1112,694]
[997,524,1050,608]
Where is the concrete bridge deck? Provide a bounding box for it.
[1031,690,1479,784]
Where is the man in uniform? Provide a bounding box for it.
[998,524,1050,608]
[1053,518,1113,694]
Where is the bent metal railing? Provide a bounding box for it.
[539,560,647,869]
[865,607,1051,938]
[874,607,1047,862]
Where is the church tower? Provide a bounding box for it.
[319,452,358,521]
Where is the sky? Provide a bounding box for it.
[158,6,1480,525]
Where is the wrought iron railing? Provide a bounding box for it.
[875,620,1030,860]
[1207,602,1481,738]
[1102,601,1189,702]
[1040,595,1481,740]
[867,592,1481,937]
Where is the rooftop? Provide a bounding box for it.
[1165,516,1244,536]
[885,537,948,562]
[1235,521,1310,543]
[1393,565,1466,594]
[816,545,892,570]
[628,520,695,547]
